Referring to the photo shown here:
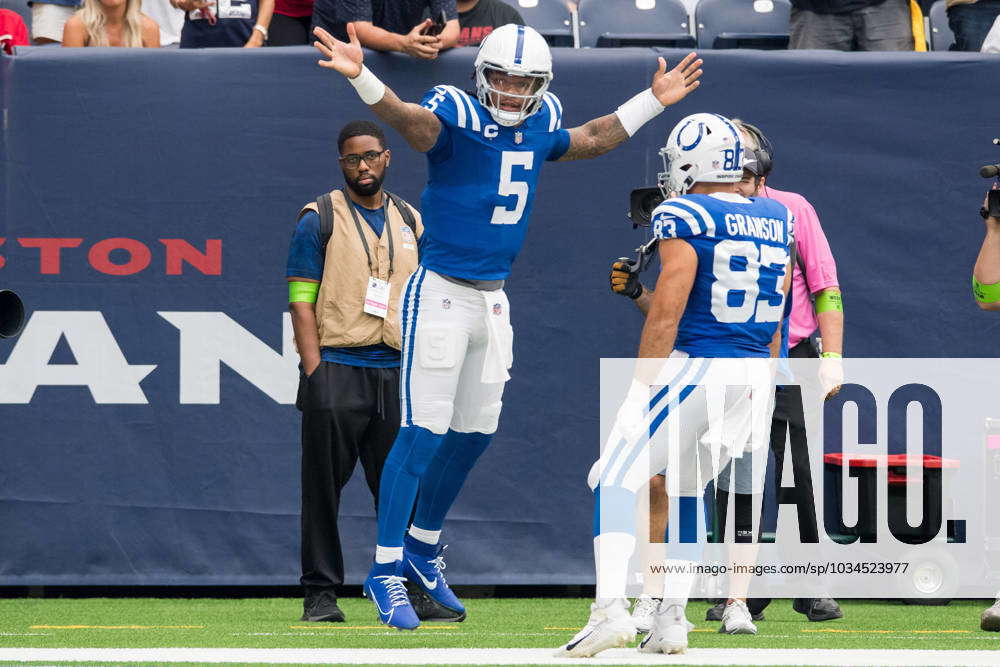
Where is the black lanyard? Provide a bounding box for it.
[343,190,394,276]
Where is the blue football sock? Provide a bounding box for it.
[376,425,444,548]
[412,430,492,532]
[592,484,637,537]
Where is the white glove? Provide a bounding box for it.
[819,354,843,399]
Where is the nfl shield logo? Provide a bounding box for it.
[442,298,451,310]
[492,303,502,316]
[514,132,523,145]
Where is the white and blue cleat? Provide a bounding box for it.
[554,599,636,658]
[401,535,466,620]
[638,602,690,655]
[363,561,420,630]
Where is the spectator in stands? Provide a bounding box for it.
[28,0,82,44]
[269,0,312,44]
[287,120,422,623]
[789,0,914,50]
[312,0,458,59]
[62,0,160,46]
[983,12,1000,50]
[173,0,273,47]
[948,0,1000,50]
[142,0,185,46]
[456,0,523,47]
[0,8,31,52]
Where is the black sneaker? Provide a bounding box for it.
[793,597,843,622]
[301,590,345,622]
[405,580,466,622]
[706,601,764,622]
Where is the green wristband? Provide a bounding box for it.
[815,290,843,314]
[821,351,842,359]
[288,281,319,304]
[973,277,1000,304]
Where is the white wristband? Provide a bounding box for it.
[348,65,386,106]
[614,88,665,137]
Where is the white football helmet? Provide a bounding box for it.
[474,24,553,127]
[658,113,744,197]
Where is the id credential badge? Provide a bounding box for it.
[364,277,390,319]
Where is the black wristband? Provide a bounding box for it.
[627,283,644,300]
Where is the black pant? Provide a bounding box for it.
[769,339,820,543]
[746,340,821,615]
[298,361,400,594]
[948,0,1000,52]
[268,13,311,46]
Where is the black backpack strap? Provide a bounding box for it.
[386,191,418,236]
[317,192,335,252]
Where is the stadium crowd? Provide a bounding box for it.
[1,0,998,51]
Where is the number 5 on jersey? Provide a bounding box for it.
[491,151,534,225]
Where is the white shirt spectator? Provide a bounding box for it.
[142,0,185,45]
[982,15,1000,52]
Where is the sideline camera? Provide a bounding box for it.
[628,187,665,229]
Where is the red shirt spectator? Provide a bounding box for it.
[0,9,30,53]
[457,0,523,46]
[269,0,313,45]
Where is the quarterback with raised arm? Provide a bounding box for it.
[312,21,703,630]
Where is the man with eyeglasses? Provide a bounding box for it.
[286,119,422,624]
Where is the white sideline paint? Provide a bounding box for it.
[1,648,1000,665]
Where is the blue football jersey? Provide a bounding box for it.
[651,193,794,358]
[418,85,571,281]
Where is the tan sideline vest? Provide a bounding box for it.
[298,190,422,351]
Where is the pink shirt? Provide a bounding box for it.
[762,186,840,349]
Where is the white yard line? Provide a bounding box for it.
[1,648,1000,665]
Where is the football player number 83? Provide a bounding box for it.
[711,240,788,324]
[491,151,534,225]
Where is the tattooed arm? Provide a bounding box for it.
[313,24,441,153]
[559,114,630,161]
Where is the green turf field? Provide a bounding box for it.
[0,597,998,652]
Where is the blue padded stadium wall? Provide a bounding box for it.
[1,47,998,585]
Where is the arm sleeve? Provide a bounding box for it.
[430,0,458,21]
[286,211,325,281]
[650,198,709,241]
[793,198,840,293]
[336,0,372,23]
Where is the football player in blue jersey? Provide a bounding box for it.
[556,113,793,657]
[311,22,703,630]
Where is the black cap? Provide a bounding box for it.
[742,147,763,176]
